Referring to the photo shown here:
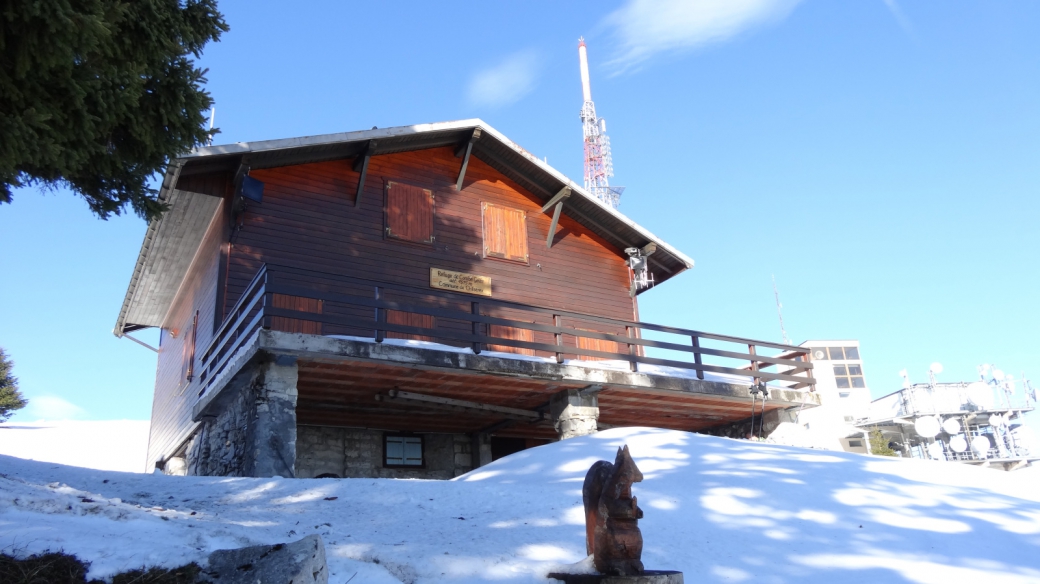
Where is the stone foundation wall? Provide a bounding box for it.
[700,407,797,439]
[185,382,255,476]
[184,358,298,477]
[296,426,475,479]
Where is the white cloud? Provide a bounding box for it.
[23,395,87,420]
[466,51,540,108]
[603,0,804,73]
[882,0,915,38]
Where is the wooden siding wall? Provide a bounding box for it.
[146,176,229,467]
[148,146,640,461]
[225,147,637,329]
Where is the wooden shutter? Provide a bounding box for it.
[386,181,434,243]
[488,324,535,356]
[183,311,199,381]
[386,310,436,342]
[482,202,528,263]
[271,294,323,335]
[575,329,621,361]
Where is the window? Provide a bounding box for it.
[848,439,863,447]
[482,202,528,263]
[811,346,860,361]
[270,294,323,334]
[385,181,434,244]
[833,364,865,388]
[839,392,851,398]
[385,435,423,467]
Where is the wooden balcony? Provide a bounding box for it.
[193,265,817,437]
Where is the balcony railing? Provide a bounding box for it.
[196,264,815,398]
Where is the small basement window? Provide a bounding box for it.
[848,439,863,448]
[482,202,528,263]
[385,181,434,244]
[385,435,423,467]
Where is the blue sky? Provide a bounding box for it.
[1,0,1038,424]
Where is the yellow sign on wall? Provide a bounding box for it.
[430,268,492,297]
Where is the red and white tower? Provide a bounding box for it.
[578,38,624,208]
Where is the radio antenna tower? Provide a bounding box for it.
[772,275,792,345]
[578,38,624,208]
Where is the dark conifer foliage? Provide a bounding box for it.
[0,0,228,220]
[0,347,27,422]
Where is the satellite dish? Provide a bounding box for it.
[941,418,961,434]
[930,362,944,375]
[993,369,1006,381]
[950,434,968,453]
[971,435,991,455]
[967,382,994,409]
[915,416,940,438]
[989,414,1005,427]
[927,442,944,459]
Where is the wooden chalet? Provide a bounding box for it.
[114,119,818,478]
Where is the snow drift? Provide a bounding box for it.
[0,420,149,473]
[2,427,1039,583]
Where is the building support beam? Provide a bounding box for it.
[454,128,482,191]
[250,356,299,477]
[470,432,493,469]
[375,389,543,422]
[550,388,599,440]
[541,187,571,249]
[352,140,378,208]
[187,355,298,478]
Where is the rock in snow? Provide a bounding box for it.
[1,426,1039,583]
[202,534,327,584]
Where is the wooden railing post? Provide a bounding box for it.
[553,314,564,364]
[626,326,638,372]
[374,286,385,342]
[749,344,760,386]
[471,301,482,354]
[262,293,273,330]
[691,335,705,380]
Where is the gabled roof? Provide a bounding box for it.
[114,119,694,335]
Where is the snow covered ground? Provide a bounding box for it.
[0,420,150,473]
[2,427,1040,583]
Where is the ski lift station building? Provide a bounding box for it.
[114,120,819,478]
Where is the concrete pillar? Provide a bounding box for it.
[247,355,299,477]
[470,432,493,468]
[550,389,599,439]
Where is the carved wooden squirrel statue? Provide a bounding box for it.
[582,445,644,576]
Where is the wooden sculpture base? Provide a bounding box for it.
[547,570,684,584]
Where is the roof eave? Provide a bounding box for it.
[112,160,185,336]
